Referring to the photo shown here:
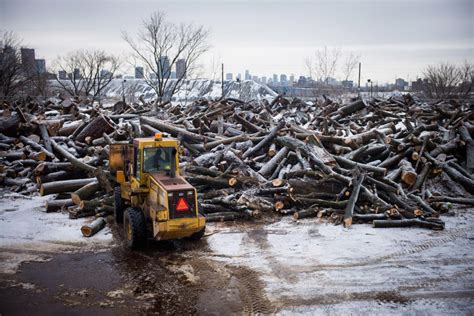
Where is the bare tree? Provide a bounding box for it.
[458,60,474,98]
[422,61,473,99]
[122,11,210,106]
[342,52,360,82]
[0,31,27,100]
[53,49,120,102]
[306,46,341,85]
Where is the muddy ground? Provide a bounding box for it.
[1,200,473,315]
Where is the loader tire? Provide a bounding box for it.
[123,207,147,249]
[114,186,124,224]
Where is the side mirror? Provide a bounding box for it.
[116,170,125,183]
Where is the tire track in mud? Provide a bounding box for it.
[231,266,275,315]
[301,225,473,271]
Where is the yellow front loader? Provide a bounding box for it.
[109,133,205,249]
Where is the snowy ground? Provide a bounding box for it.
[0,192,113,274]
[205,210,474,314]
[0,191,472,314]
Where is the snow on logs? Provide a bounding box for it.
[0,94,472,231]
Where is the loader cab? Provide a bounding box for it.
[109,133,180,186]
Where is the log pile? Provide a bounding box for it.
[1,93,473,231]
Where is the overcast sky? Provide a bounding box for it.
[1,0,473,84]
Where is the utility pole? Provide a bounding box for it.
[221,63,224,99]
[358,62,361,90]
[122,79,127,103]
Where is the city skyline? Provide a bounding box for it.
[2,0,472,84]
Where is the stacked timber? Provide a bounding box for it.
[0,93,473,231]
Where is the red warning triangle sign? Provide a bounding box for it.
[176,197,189,212]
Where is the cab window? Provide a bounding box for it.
[143,147,174,172]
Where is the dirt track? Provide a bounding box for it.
[1,209,473,315]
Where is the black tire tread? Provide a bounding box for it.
[114,186,124,224]
[124,207,147,249]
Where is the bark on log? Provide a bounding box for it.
[76,115,115,143]
[40,178,96,196]
[243,121,285,158]
[258,147,288,177]
[141,116,213,143]
[37,123,53,154]
[344,169,365,227]
[293,207,319,220]
[334,155,386,177]
[398,159,417,186]
[71,180,100,205]
[373,219,444,230]
[19,135,55,160]
[45,199,74,212]
[50,139,96,173]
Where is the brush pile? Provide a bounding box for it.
[1,93,473,231]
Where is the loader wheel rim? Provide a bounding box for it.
[126,222,132,241]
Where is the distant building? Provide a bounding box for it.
[58,70,67,80]
[73,68,81,80]
[100,69,112,79]
[236,73,242,81]
[280,74,287,85]
[411,78,427,91]
[272,74,278,84]
[21,48,36,75]
[297,76,307,86]
[176,59,186,79]
[225,73,233,80]
[135,66,144,79]
[158,56,170,78]
[261,76,267,84]
[395,78,408,90]
[35,59,46,74]
[341,80,354,89]
[289,75,295,84]
[245,70,251,80]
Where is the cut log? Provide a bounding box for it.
[140,116,213,143]
[343,169,365,227]
[40,178,96,196]
[45,199,74,212]
[258,147,288,177]
[75,115,115,143]
[243,121,285,158]
[81,218,106,237]
[71,180,100,205]
[373,219,444,230]
[398,159,417,186]
[50,139,96,173]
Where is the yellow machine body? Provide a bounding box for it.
[109,134,205,240]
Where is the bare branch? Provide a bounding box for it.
[122,10,210,107]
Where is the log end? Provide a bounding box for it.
[81,226,92,237]
[228,177,238,187]
[275,201,285,210]
[272,178,285,187]
[401,172,417,186]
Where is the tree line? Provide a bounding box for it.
[1,11,473,103]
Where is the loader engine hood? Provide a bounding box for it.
[149,173,194,191]
[149,172,197,219]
